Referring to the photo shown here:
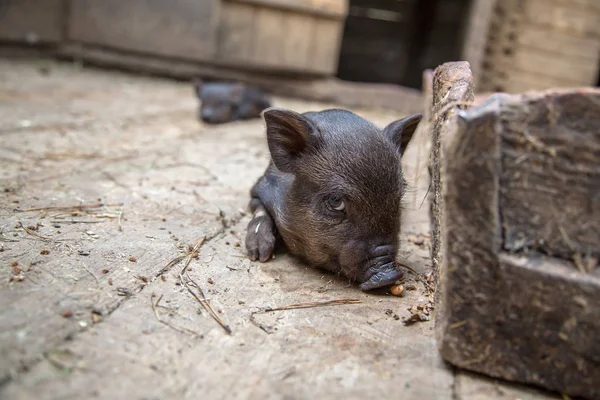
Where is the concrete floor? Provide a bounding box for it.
[0,58,559,400]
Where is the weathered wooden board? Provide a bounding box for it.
[68,0,219,61]
[516,25,599,62]
[433,72,600,398]
[460,0,498,86]
[232,0,348,17]
[510,49,598,85]
[500,91,600,260]
[479,0,600,93]
[217,0,346,75]
[524,0,600,37]
[0,0,64,43]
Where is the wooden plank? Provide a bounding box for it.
[524,0,600,37]
[477,0,523,92]
[477,0,600,92]
[517,25,600,62]
[251,6,286,67]
[435,87,600,399]
[500,90,600,259]
[461,0,498,85]
[218,0,343,74]
[311,18,345,74]
[231,0,348,18]
[464,252,600,395]
[485,40,599,88]
[511,46,598,85]
[281,13,314,67]
[548,0,600,12]
[218,2,256,63]
[504,72,589,93]
[486,59,591,91]
[68,0,219,62]
[0,0,64,43]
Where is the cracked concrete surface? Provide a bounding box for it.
[0,58,559,400]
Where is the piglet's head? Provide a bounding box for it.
[263,108,421,291]
[194,80,245,124]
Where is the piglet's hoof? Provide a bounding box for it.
[359,263,404,291]
[245,213,276,263]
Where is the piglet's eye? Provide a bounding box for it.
[327,196,346,212]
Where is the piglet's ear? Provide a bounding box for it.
[193,79,203,98]
[383,113,422,155]
[263,108,318,173]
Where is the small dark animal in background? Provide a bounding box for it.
[193,80,271,124]
[245,108,422,291]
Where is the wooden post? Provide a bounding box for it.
[428,62,474,289]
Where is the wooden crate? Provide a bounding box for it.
[0,0,64,43]
[479,0,600,92]
[66,0,346,76]
[68,0,219,62]
[429,62,600,399]
[217,0,347,75]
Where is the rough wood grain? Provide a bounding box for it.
[516,25,599,62]
[460,0,498,86]
[217,0,345,75]
[479,0,600,93]
[231,0,348,17]
[435,88,600,399]
[500,90,600,260]
[68,0,219,61]
[524,0,600,37]
[0,0,64,43]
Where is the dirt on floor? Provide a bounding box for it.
[0,58,559,400]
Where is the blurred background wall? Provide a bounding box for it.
[0,0,598,93]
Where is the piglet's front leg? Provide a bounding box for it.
[245,197,276,262]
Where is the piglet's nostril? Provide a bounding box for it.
[202,108,213,119]
[359,262,404,291]
[372,244,395,258]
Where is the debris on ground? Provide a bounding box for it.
[116,287,133,297]
[404,312,430,325]
[390,284,404,296]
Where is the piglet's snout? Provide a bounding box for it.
[358,244,404,291]
[201,108,214,121]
